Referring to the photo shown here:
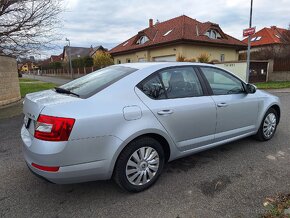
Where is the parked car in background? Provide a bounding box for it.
[21,62,281,192]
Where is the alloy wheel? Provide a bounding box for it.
[126,147,160,186]
[263,113,277,138]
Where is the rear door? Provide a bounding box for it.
[135,66,217,151]
[199,66,259,141]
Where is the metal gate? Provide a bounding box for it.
[249,61,268,83]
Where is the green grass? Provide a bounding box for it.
[19,80,56,97]
[255,81,290,89]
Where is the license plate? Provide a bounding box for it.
[24,116,31,129]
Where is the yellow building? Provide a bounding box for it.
[110,15,246,64]
[19,62,38,72]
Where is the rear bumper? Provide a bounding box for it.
[21,125,123,184]
[24,157,110,184]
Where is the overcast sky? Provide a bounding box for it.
[52,0,290,55]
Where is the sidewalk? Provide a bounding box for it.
[262,88,290,93]
[23,74,72,85]
[0,100,23,119]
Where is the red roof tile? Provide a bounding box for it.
[110,15,246,55]
[242,26,290,47]
[50,53,63,62]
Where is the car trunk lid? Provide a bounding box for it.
[23,89,81,135]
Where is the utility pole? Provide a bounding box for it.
[66,38,73,79]
[246,0,253,83]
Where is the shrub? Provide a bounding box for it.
[209,59,220,64]
[197,53,210,63]
[72,56,94,68]
[93,51,114,68]
[184,57,196,62]
[176,54,186,62]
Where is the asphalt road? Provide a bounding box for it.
[0,92,290,218]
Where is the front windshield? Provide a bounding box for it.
[59,66,137,98]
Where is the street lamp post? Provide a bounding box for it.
[65,38,73,79]
[246,0,254,83]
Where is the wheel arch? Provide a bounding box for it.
[109,130,177,179]
[270,104,281,124]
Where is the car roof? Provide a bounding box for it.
[119,62,214,70]
[118,62,246,83]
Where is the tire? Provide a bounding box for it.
[255,108,278,141]
[114,137,165,192]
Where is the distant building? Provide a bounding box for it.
[110,15,246,64]
[242,26,290,49]
[89,45,108,58]
[19,61,39,72]
[62,46,92,62]
[241,26,290,59]
[50,53,63,62]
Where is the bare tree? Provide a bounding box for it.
[0,0,63,56]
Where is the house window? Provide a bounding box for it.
[205,29,222,39]
[136,36,149,45]
[220,54,225,62]
[117,60,121,64]
[251,36,262,42]
[126,59,131,63]
[163,29,173,36]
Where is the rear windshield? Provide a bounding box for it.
[59,66,137,98]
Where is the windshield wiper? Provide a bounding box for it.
[54,87,80,97]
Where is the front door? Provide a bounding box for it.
[199,66,259,141]
[135,66,217,151]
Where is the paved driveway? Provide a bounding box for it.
[0,92,289,218]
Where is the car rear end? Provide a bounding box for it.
[21,66,140,184]
[21,67,137,184]
[21,89,118,183]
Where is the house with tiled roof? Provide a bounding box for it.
[50,53,63,62]
[242,26,290,48]
[240,26,290,60]
[19,61,39,72]
[89,45,108,57]
[109,15,246,64]
[62,46,93,62]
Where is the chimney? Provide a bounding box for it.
[149,19,153,28]
[271,26,277,29]
[196,24,199,36]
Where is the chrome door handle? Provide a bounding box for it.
[217,103,228,107]
[157,110,174,115]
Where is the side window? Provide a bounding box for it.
[138,75,166,100]
[159,67,203,98]
[201,67,245,95]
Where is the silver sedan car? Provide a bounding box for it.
[21,62,281,192]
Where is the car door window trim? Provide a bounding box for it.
[193,66,211,96]
[197,66,247,96]
[137,65,207,100]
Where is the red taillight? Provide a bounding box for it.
[34,115,75,141]
[32,163,59,172]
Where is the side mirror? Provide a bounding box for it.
[246,83,256,94]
